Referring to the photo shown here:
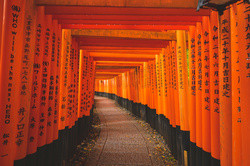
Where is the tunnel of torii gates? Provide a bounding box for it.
[0,0,250,166]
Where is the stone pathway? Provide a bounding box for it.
[85,96,168,166]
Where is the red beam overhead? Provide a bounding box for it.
[54,15,202,22]
[95,61,144,64]
[93,57,154,62]
[89,50,159,55]
[79,36,169,48]
[96,68,132,72]
[62,24,189,30]
[96,66,138,69]
[96,63,142,67]
[60,20,196,26]
[80,46,162,51]
[45,6,210,16]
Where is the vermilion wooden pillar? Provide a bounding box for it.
[201,16,211,165]
[176,30,189,166]
[188,25,196,166]
[176,30,189,131]
[171,41,180,128]
[195,22,203,166]
[27,6,45,155]
[53,23,62,141]
[46,19,59,144]
[230,4,241,166]
[15,0,37,160]
[219,9,232,166]
[155,54,162,115]
[59,29,71,130]
[0,0,26,165]
[38,14,53,147]
[209,10,220,165]
[237,2,250,166]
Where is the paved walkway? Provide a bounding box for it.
[85,96,165,166]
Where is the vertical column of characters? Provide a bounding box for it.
[46,19,58,144]
[74,40,79,121]
[151,61,155,108]
[168,45,173,126]
[87,57,93,115]
[237,2,250,165]
[167,46,173,125]
[140,65,144,104]
[131,70,135,102]
[146,62,149,105]
[92,61,96,105]
[74,39,79,124]
[73,39,79,123]
[89,57,94,109]
[209,10,220,163]
[219,9,232,166]
[15,0,37,160]
[67,38,74,128]
[143,64,147,106]
[147,62,150,107]
[85,55,90,115]
[83,51,88,116]
[160,53,166,116]
[195,23,203,160]
[169,44,176,128]
[177,30,190,166]
[163,47,170,121]
[155,54,161,114]
[69,38,76,128]
[230,4,241,166]
[27,6,44,155]
[162,48,169,117]
[53,23,62,141]
[201,16,211,160]
[84,53,89,116]
[147,62,152,108]
[143,62,147,106]
[136,67,139,102]
[59,29,71,130]
[38,14,52,147]
[122,73,126,99]
[88,57,92,115]
[127,71,131,100]
[136,67,140,103]
[90,58,94,110]
[176,30,189,131]
[171,41,180,127]
[153,60,158,110]
[78,50,83,117]
[188,26,196,146]
[0,1,26,165]
[70,38,75,127]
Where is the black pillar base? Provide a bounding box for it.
[196,146,202,166]
[202,150,211,166]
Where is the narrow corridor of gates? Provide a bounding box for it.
[1,0,250,166]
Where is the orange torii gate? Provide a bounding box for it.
[1,0,250,166]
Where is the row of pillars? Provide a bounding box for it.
[95,2,250,166]
[0,1,95,165]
